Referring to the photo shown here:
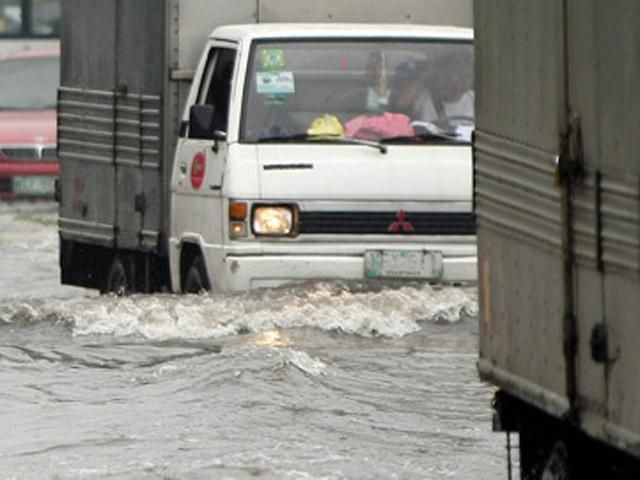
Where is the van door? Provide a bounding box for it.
[172,45,237,246]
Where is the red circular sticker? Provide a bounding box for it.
[190,152,206,189]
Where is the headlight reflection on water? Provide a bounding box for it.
[249,328,293,347]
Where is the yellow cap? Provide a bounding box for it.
[307,114,344,137]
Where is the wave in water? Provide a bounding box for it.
[0,281,477,341]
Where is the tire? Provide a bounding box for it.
[102,255,129,296]
[182,255,211,294]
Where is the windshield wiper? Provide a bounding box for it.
[327,136,388,154]
[256,133,387,154]
[381,131,465,144]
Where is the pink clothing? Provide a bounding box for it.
[345,112,414,141]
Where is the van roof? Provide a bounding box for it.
[210,23,473,43]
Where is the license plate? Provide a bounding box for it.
[12,176,55,196]
[365,250,443,280]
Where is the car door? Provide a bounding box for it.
[172,45,237,244]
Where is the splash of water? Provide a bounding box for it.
[0,281,477,341]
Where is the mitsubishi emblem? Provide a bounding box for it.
[388,210,414,233]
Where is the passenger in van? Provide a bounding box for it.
[413,52,474,124]
[389,53,473,125]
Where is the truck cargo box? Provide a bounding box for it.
[57,0,259,256]
[475,0,640,475]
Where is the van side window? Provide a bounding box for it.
[192,47,236,137]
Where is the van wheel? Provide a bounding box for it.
[103,255,129,295]
[183,255,211,294]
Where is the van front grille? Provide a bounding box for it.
[1,146,57,160]
[298,211,475,235]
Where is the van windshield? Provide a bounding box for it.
[241,39,473,144]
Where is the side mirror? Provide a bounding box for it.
[189,104,216,139]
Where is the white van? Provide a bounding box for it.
[169,23,476,293]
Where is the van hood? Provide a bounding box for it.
[0,110,56,145]
[255,143,471,201]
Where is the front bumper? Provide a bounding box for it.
[170,237,477,292]
[0,161,59,199]
[220,248,476,291]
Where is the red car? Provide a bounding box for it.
[0,47,59,199]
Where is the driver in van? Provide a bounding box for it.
[388,58,425,117]
[389,52,473,125]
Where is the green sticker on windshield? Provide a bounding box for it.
[256,71,295,95]
[262,49,285,70]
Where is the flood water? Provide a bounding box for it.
[0,202,508,479]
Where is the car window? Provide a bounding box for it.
[0,0,22,35]
[0,56,59,109]
[32,0,60,35]
[193,47,236,136]
[241,40,474,144]
[0,0,60,36]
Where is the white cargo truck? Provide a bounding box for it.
[57,0,475,293]
[475,1,640,478]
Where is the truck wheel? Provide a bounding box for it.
[183,255,211,294]
[103,256,129,296]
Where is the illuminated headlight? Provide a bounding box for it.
[252,205,296,236]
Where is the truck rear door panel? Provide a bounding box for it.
[476,0,640,456]
[113,0,164,250]
[568,0,640,440]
